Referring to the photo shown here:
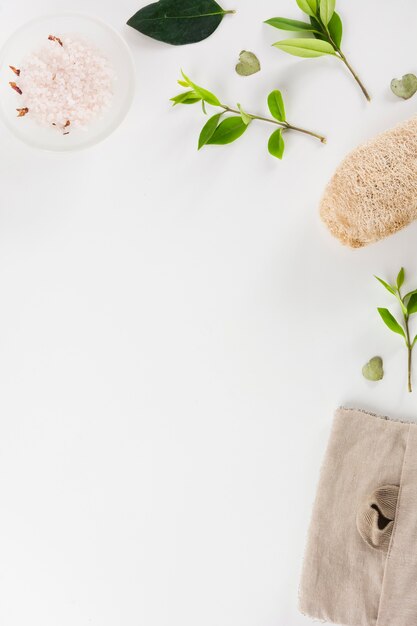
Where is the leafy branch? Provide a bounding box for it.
[171,71,326,160]
[375,268,417,393]
[266,0,370,102]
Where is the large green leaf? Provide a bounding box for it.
[267,90,286,122]
[268,129,285,160]
[377,308,405,339]
[328,12,343,47]
[264,17,320,33]
[127,0,233,45]
[296,0,317,17]
[207,117,248,145]
[407,293,417,315]
[273,38,335,58]
[319,0,335,26]
[198,113,222,149]
[310,13,342,48]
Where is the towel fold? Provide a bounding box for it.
[299,407,417,626]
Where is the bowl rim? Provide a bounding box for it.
[0,12,136,152]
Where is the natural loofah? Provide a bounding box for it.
[320,116,417,248]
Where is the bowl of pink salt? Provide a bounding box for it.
[0,14,135,151]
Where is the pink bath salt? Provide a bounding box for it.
[15,34,114,131]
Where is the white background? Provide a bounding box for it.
[1,1,417,625]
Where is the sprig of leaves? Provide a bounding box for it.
[170,71,326,159]
[265,0,370,102]
[375,267,417,392]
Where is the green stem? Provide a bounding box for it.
[336,51,371,102]
[219,105,326,143]
[399,288,413,392]
[317,16,370,102]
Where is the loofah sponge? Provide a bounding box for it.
[320,116,417,248]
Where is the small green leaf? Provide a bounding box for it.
[235,50,261,77]
[407,293,417,315]
[177,79,189,87]
[170,91,201,105]
[296,0,317,17]
[377,308,406,339]
[397,267,405,289]
[273,38,335,58]
[237,103,252,125]
[181,71,220,106]
[404,289,417,303]
[264,17,320,33]
[207,116,248,145]
[362,356,384,382]
[328,12,343,47]
[391,74,417,100]
[319,0,335,26]
[268,129,285,159]
[198,113,222,149]
[267,90,286,122]
[412,335,417,348]
[375,276,397,296]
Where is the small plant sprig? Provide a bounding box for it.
[265,0,370,102]
[375,268,417,393]
[171,71,326,160]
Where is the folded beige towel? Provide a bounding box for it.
[299,407,417,626]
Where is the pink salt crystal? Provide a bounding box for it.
[17,34,114,131]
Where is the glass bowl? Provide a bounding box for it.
[0,13,135,151]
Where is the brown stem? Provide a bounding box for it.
[220,105,326,143]
[317,14,371,103]
[337,52,371,102]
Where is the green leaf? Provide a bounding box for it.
[407,293,417,315]
[237,103,252,125]
[177,79,189,87]
[127,0,233,45]
[319,0,335,26]
[181,71,220,106]
[264,17,320,33]
[397,267,405,289]
[375,275,397,296]
[328,12,343,47]
[310,13,342,47]
[404,289,417,303]
[170,90,201,105]
[206,116,248,145]
[362,356,384,382]
[235,50,261,77]
[198,113,222,149]
[296,0,317,17]
[391,74,417,100]
[268,129,285,159]
[273,38,335,58]
[267,90,286,122]
[377,308,406,339]
[412,335,417,348]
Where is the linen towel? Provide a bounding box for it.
[299,407,417,626]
